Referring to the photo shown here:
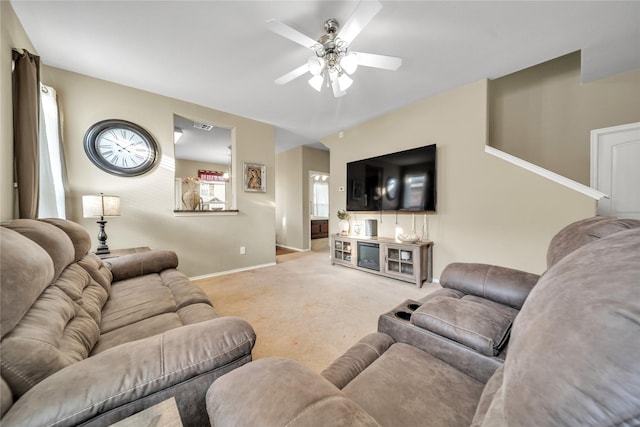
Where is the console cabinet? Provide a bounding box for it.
[331,235,433,287]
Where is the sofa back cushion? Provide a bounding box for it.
[479,227,640,425]
[4,219,76,280]
[40,218,93,262]
[0,220,111,397]
[546,216,640,268]
[0,228,54,338]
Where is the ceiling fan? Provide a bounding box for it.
[267,0,402,98]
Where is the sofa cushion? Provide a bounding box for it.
[39,218,92,262]
[94,270,218,354]
[485,227,640,425]
[1,285,100,396]
[100,274,177,333]
[78,252,113,294]
[439,263,539,310]
[0,228,54,339]
[343,343,485,426]
[546,216,640,268]
[208,357,379,427]
[411,295,518,356]
[3,219,74,281]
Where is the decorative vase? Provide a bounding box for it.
[182,190,200,210]
[338,219,350,236]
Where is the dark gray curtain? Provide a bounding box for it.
[12,49,40,219]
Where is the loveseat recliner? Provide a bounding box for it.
[0,218,256,427]
[206,217,640,426]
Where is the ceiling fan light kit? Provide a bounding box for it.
[268,0,402,98]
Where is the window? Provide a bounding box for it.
[200,182,227,210]
[38,84,67,218]
[311,174,329,217]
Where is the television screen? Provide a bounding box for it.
[346,144,436,212]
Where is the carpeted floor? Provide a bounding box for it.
[194,246,440,373]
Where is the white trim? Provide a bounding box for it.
[484,145,607,200]
[276,244,310,252]
[189,262,276,281]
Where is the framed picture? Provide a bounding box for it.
[352,221,364,236]
[243,162,266,192]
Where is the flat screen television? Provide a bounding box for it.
[346,144,436,212]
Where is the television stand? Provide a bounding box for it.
[331,234,433,287]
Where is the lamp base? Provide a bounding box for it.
[96,219,110,255]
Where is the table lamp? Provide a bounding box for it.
[82,193,120,255]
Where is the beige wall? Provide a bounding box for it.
[275,147,303,249]
[323,80,596,278]
[40,66,275,277]
[489,52,640,185]
[1,2,37,221]
[275,146,329,250]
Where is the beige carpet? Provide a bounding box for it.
[194,246,440,373]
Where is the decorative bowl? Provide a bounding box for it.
[397,234,419,243]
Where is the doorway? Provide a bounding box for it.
[590,122,640,219]
[309,171,330,250]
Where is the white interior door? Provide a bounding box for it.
[590,122,640,219]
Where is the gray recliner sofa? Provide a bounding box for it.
[379,215,640,381]
[0,218,256,427]
[206,217,640,426]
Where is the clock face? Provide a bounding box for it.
[84,120,159,176]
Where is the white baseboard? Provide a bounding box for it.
[276,244,310,252]
[189,262,276,281]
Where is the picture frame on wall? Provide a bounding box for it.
[243,162,266,193]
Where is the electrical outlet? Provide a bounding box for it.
[240,246,246,255]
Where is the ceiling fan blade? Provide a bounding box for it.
[338,0,382,44]
[353,52,402,71]
[275,64,309,85]
[266,19,318,49]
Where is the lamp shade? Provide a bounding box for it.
[82,194,121,218]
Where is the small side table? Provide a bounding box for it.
[96,246,151,260]
[109,397,183,426]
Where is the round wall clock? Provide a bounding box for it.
[83,119,159,177]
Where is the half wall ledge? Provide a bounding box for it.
[173,210,239,217]
[484,145,607,201]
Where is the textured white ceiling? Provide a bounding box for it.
[11,1,640,152]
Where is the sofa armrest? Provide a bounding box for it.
[440,263,540,309]
[321,333,394,389]
[1,317,255,427]
[207,358,380,427]
[104,250,179,281]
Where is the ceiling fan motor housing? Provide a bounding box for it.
[317,18,349,71]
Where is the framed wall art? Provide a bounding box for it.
[243,162,266,193]
[352,220,364,236]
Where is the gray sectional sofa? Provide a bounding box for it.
[0,218,256,427]
[207,216,640,426]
